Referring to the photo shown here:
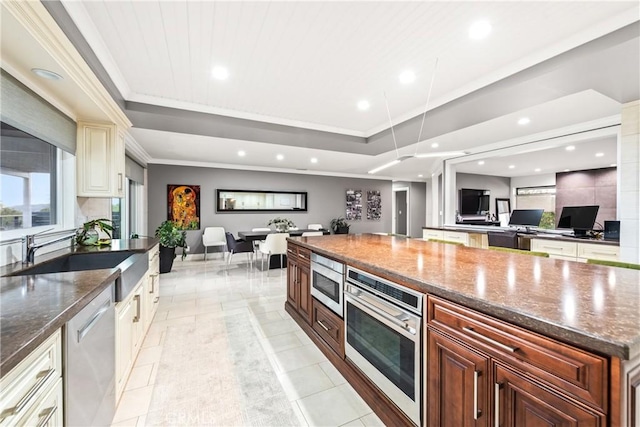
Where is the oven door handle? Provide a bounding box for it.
[345,290,418,335]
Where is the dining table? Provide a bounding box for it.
[237,229,330,269]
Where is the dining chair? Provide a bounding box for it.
[259,233,289,271]
[301,231,323,237]
[225,232,255,268]
[202,227,226,260]
[307,224,324,230]
[251,227,271,251]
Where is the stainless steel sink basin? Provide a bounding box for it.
[6,251,149,301]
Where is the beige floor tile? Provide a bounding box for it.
[277,364,335,401]
[261,331,305,354]
[296,384,371,427]
[272,343,327,373]
[319,360,347,386]
[110,416,139,427]
[360,412,386,426]
[125,364,153,391]
[134,345,163,366]
[112,385,154,423]
[341,419,366,427]
[253,309,287,325]
[141,331,163,349]
[258,317,299,337]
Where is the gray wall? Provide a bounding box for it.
[556,167,617,227]
[148,164,392,253]
[456,173,511,217]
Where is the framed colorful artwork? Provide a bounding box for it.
[167,184,200,230]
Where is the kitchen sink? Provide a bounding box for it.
[6,251,149,301]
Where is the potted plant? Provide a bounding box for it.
[268,217,296,232]
[76,218,113,246]
[155,220,188,273]
[330,217,350,234]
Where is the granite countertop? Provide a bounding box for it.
[422,225,619,246]
[292,234,640,360]
[0,238,159,377]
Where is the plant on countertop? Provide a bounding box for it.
[76,218,113,246]
[268,217,296,232]
[155,220,188,260]
[330,216,350,234]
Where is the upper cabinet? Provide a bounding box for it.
[77,121,125,198]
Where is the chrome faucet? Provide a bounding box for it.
[22,229,76,264]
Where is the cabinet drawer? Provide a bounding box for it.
[423,229,444,241]
[0,330,62,425]
[427,296,607,412]
[531,238,577,258]
[577,243,619,261]
[443,231,469,246]
[287,243,311,265]
[312,298,345,358]
[148,244,160,270]
[297,246,311,265]
[15,378,63,427]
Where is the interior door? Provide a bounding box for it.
[396,190,407,235]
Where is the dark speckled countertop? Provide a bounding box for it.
[0,238,158,377]
[292,234,640,360]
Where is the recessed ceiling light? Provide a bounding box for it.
[610,163,617,167]
[276,154,284,161]
[31,68,63,80]
[478,160,485,165]
[534,168,541,172]
[310,158,318,164]
[566,145,575,151]
[508,165,515,169]
[564,169,570,172]
[431,143,439,148]
[418,174,423,178]
[398,70,416,84]
[468,20,492,40]
[237,150,245,157]
[212,65,229,80]
[517,117,530,125]
[595,152,604,157]
[357,100,370,111]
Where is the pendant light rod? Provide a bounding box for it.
[383,91,400,159]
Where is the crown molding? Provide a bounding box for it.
[123,132,151,166]
[2,1,132,129]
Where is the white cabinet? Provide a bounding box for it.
[115,277,145,401]
[144,244,160,330]
[442,230,469,246]
[423,229,443,241]
[577,242,619,262]
[531,238,620,262]
[76,121,125,198]
[0,330,62,427]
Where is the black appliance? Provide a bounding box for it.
[604,220,620,241]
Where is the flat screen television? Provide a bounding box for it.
[459,189,490,215]
[508,209,544,231]
[557,205,599,237]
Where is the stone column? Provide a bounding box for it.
[619,100,640,263]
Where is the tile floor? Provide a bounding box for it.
[111,256,385,427]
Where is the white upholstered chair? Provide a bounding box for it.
[202,227,226,260]
[301,231,323,237]
[307,224,323,230]
[251,227,271,251]
[258,233,289,271]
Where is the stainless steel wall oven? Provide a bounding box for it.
[344,266,423,426]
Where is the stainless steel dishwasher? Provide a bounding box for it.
[65,284,116,426]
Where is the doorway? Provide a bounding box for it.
[394,189,408,235]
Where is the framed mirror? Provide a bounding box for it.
[216,189,307,212]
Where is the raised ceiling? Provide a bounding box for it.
[16,2,640,180]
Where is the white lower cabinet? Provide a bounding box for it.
[0,330,62,427]
[115,293,135,400]
[531,238,619,262]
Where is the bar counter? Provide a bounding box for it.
[292,233,640,360]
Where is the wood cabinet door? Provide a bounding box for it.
[286,259,297,308]
[494,364,605,427]
[428,330,490,427]
[297,262,312,324]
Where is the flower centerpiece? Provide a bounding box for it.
[268,217,295,232]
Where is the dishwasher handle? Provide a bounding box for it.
[77,298,112,343]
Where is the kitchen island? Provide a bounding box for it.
[286,233,640,427]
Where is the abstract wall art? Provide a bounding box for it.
[346,189,362,220]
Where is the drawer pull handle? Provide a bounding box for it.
[590,251,615,256]
[317,320,331,332]
[298,253,306,259]
[494,383,502,427]
[6,368,55,416]
[463,326,518,353]
[543,246,562,251]
[36,405,57,427]
[78,298,111,342]
[473,370,480,420]
[154,297,160,303]
[133,294,141,323]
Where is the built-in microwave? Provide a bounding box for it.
[310,253,345,317]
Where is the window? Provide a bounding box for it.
[515,186,556,229]
[0,123,57,231]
